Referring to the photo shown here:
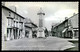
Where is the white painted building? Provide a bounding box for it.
[2,5,25,41]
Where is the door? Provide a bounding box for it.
[13,29,15,39]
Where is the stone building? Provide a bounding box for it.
[52,13,79,39]
[68,13,79,39]
[24,18,37,38]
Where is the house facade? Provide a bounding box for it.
[2,5,25,41]
[52,13,79,39]
[24,19,38,38]
[68,13,79,39]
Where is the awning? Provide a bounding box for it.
[62,28,67,33]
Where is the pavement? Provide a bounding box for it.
[2,36,75,50]
[64,38,78,42]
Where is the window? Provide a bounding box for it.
[14,14,15,18]
[21,23,23,28]
[68,19,71,26]
[20,18,21,21]
[9,12,11,16]
[16,22,18,27]
[16,15,18,20]
[11,19,13,26]
[64,22,68,28]
[17,16,19,20]
[14,21,15,26]
[18,17,20,21]
[10,19,12,26]
[11,19,12,26]
[21,18,22,21]
[21,18,23,22]
[10,29,12,37]
[8,19,9,26]
[8,19,11,26]
[15,15,17,20]
[19,23,23,29]
[19,23,21,29]
[68,31,73,38]
[75,30,79,38]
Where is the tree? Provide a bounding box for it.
[44,27,48,37]
[51,26,54,36]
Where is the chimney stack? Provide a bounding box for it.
[65,17,68,20]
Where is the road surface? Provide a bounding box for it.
[2,36,75,50]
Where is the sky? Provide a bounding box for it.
[4,2,79,31]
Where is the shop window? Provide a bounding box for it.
[75,31,79,38]
[68,31,73,38]
[10,29,12,37]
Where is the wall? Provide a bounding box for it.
[2,7,8,50]
[53,14,79,39]
[2,8,9,41]
[53,20,68,38]
[68,14,79,39]
[69,14,78,28]
[25,27,32,38]
[2,6,25,40]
